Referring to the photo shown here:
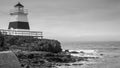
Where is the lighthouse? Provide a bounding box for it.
[8,2,30,30]
[0,2,43,39]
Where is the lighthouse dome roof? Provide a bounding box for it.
[14,2,24,7]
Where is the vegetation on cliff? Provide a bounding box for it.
[0,32,62,53]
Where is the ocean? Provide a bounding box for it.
[60,41,120,68]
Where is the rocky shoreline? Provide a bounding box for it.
[14,50,101,68]
[0,32,102,68]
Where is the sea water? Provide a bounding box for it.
[60,41,120,68]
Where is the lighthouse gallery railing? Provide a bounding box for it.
[0,29,43,39]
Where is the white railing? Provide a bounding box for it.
[0,29,43,39]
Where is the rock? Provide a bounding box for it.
[0,51,21,68]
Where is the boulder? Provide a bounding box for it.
[0,51,21,68]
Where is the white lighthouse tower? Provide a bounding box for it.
[8,2,30,30]
[0,2,43,39]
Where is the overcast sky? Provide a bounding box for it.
[0,0,120,41]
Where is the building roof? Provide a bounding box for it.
[14,2,24,7]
